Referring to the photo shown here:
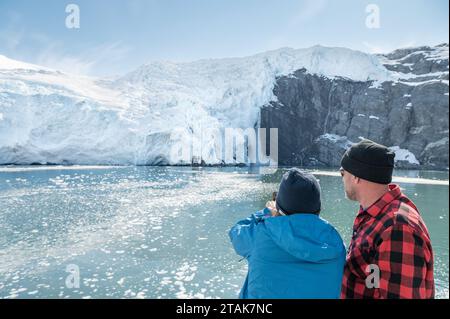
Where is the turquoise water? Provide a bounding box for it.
[0,166,448,299]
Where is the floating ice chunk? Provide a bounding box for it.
[136,292,146,299]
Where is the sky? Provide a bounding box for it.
[0,0,448,76]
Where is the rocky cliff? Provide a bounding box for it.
[260,44,449,170]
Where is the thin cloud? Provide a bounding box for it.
[0,9,131,76]
[0,29,24,51]
[0,11,25,51]
[290,0,328,26]
[362,40,418,54]
[267,0,328,49]
[127,0,158,17]
[35,42,132,76]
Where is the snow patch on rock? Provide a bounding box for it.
[389,146,420,165]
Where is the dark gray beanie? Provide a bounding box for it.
[341,139,395,184]
[275,168,321,215]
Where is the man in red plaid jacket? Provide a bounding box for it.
[339,139,434,299]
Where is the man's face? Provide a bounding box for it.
[340,168,357,201]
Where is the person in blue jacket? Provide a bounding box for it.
[229,168,346,299]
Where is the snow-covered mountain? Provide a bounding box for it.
[261,43,449,169]
[0,44,448,168]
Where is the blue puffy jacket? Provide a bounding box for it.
[229,208,346,299]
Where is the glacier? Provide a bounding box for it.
[0,45,440,165]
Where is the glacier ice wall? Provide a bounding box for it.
[0,46,400,165]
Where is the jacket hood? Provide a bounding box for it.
[263,214,345,263]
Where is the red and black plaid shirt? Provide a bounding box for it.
[341,184,434,299]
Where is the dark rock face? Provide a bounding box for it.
[260,44,449,170]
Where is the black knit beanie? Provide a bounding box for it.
[341,139,395,184]
[275,168,321,215]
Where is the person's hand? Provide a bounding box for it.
[265,200,279,217]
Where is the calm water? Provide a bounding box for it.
[0,166,448,299]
